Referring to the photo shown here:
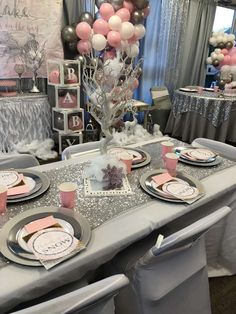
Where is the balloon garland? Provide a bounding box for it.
[206,31,235,67]
[60,0,150,154]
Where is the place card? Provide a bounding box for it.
[152,173,173,187]
[27,227,86,270]
[0,170,21,188]
[162,182,199,200]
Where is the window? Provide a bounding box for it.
[213,6,235,33]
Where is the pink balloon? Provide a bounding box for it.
[49,70,60,84]
[93,19,110,36]
[143,5,150,18]
[128,34,138,44]
[100,3,115,21]
[132,78,139,90]
[123,1,134,13]
[230,54,236,65]
[76,22,91,40]
[77,40,92,55]
[221,48,229,56]
[229,47,236,56]
[116,8,131,22]
[107,31,121,48]
[224,55,231,65]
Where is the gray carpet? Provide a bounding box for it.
[210,276,236,314]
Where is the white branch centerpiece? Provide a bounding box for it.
[82,51,143,154]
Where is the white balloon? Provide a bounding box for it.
[126,44,139,58]
[216,35,223,43]
[212,32,218,38]
[211,52,218,60]
[228,34,235,42]
[92,34,107,51]
[206,57,212,65]
[209,37,217,46]
[134,24,146,40]
[108,15,122,31]
[214,48,221,54]
[217,53,224,61]
[120,40,129,51]
[120,22,135,40]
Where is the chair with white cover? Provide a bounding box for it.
[192,138,236,161]
[113,206,231,314]
[61,141,101,160]
[0,154,39,170]
[149,86,171,132]
[11,274,129,314]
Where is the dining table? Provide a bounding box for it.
[0,137,236,313]
[0,93,52,153]
[165,89,236,143]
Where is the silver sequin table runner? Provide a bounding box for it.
[173,90,236,127]
[6,140,236,229]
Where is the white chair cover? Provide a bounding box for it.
[11,274,129,314]
[61,141,101,160]
[192,138,236,161]
[0,154,39,169]
[113,206,231,314]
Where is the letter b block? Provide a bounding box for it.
[52,108,84,133]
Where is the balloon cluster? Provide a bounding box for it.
[61,0,149,60]
[206,32,236,67]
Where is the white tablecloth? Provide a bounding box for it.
[0,138,236,312]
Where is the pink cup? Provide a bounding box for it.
[119,152,133,174]
[197,87,203,94]
[165,153,179,177]
[0,185,7,214]
[58,182,77,209]
[161,141,174,160]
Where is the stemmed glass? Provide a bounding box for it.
[14,64,25,94]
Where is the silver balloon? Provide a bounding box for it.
[61,26,77,42]
[131,10,144,24]
[110,0,124,10]
[75,55,87,67]
[78,12,94,27]
[133,0,149,10]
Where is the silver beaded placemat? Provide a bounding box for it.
[4,140,236,230]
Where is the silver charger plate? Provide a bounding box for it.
[140,169,205,203]
[7,169,50,203]
[174,147,221,167]
[0,207,91,266]
[124,148,151,169]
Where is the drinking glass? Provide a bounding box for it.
[14,64,25,94]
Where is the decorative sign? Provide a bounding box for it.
[0,0,63,78]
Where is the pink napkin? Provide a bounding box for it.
[7,174,30,196]
[24,215,59,235]
[152,173,173,187]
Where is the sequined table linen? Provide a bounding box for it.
[0,94,52,152]
[6,140,236,230]
[165,90,236,143]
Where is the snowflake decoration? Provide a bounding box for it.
[102,164,125,190]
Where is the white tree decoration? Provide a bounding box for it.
[82,50,143,154]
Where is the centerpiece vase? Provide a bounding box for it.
[30,71,40,93]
